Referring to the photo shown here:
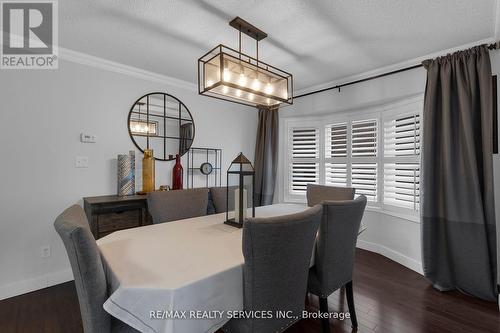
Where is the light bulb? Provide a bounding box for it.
[236,90,242,97]
[238,73,247,86]
[251,78,261,91]
[266,98,271,105]
[222,85,229,94]
[248,93,254,101]
[223,68,231,81]
[265,83,274,94]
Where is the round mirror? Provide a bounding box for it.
[128,93,195,161]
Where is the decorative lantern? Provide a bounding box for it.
[225,152,255,228]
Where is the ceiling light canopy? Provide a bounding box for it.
[198,17,293,107]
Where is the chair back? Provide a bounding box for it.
[54,205,110,333]
[314,196,367,295]
[210,186,235,213]
[306,184,355,206]
[229,205,322,333]
[211,186,253,213]
[147,188,209,223]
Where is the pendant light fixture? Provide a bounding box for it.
[129,101,158,136]
[198,17,293,107]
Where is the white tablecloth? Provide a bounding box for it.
[97,203,309,333]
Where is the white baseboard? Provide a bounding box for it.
[0,268,73,300]
[357,240,423,275]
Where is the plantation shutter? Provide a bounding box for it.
[289,127,319,194]
[384,114,420,157]
[325,163,347,187]
[326,123,347,158]
[285,97,422,210]
[325,122,347,186]
[351,119,378,201]
[384,163,420,210]
[352,119,377,157]
[383,113,421,210]
[352,163,377,201]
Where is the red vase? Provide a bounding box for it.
[172,154,183,190]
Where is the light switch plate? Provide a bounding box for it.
[75,156,89,168]
[80,133,96,143]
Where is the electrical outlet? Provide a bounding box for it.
[75,156,89,168]
[41,246,51,258]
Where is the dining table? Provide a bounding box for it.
[97,203,366,333]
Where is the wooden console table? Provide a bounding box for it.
[83,194,152,239]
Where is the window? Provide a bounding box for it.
[288,127,319,195]
[325,122,347,186]
[325,119,379,202]
[284,97,422,216]
[351,163,378,201]
[351,119,377,157]
[351,119,378,201]
[383,113,420,211]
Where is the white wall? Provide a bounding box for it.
[0,55,257,299]
[278,52,500,277]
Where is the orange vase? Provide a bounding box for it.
[142,149,155,192]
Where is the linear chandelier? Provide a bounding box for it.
[129,102,158,136]
[198,17,293,107]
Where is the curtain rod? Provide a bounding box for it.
[294,42,499,100]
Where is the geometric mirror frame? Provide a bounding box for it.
[127,92,195,161]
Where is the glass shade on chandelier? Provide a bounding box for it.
[198,45,293,107]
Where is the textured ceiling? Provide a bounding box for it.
[60,0,497,92]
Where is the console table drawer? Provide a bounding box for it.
[83,194,152,239]
[97,209,141,234]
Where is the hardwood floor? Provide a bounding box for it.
[1,249,498,333]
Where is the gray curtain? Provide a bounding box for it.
[179,123,193,156]
[253,106,279,206]
[421,45,498,301]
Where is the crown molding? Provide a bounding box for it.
[58,47,197,91]
[0,33,197,91]
[294,37,496,97]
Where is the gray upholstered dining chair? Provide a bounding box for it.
[308,196,367,332]
[147,188,209,223]
[54,205,139,333]
[306,184,355,206]
[210,186,237,213]
[211,186,253,213]
[223,205,322,333]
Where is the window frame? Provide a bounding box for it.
[283,95,423,220]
